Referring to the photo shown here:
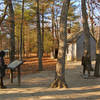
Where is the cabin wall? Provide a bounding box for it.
[66,32,96,61]
[76,34,84,60]
[77,34,96,60]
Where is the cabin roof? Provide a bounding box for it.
[67,31,96,43]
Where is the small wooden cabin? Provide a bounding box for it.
[66,31,96,61]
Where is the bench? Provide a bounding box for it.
[7,60,23,86]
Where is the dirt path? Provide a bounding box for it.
[0,61,100,100]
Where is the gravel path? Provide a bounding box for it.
[0,61,100,100]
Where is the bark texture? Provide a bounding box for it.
[7,0,15,62]
[94,54,100,77]
[20,0,24,60]
[81,0,91,55]
[51,0,70,88]
[36,0,43,71]
[41,6,44,57]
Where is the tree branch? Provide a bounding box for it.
[0,4,8,25]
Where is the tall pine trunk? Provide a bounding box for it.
[20,0,24,60]
[87,0,94,35]
[51,2,55,56]
[55,10,59,49]
[7,0,15,62]
[81,0,91,56]
[36,0,43,71]
[51,0,70,88]
[41,6,44,57]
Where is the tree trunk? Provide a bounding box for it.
[50,0,70,88]
[87,0,94,35]
[41,6,44,57]
[36,0,43,71]
[51,2,55,44]
[51,2,55,57]
[81,0,91,52]
[55,13,59,48]
[94,27,100,77]
[7,0,15,62]
[81,0,91,55]
[94,54,100,77]
[90,2,94,35]
[20,0,24,60]
[81,0,93,76]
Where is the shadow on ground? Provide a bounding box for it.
[0,61,100,100]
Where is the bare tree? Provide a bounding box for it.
[51,0,70,88]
